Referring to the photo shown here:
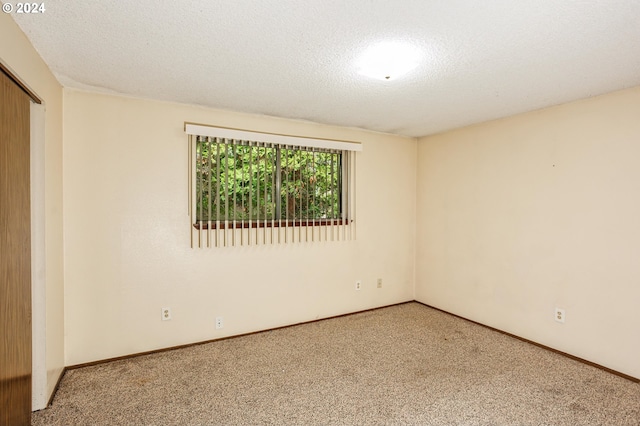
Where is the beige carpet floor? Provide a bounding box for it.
[33,302,639,425]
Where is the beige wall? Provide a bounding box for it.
[62,89,416,365]
[1,12,65,405]
[416,87,640,378]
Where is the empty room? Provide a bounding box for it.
[1,1,639,425]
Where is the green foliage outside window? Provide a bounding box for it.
[196,139,342,222]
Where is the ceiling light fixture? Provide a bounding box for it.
[356,41,422,81]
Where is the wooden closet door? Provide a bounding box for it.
[0,70,32,426]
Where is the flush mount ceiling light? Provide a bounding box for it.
[356,41,422,81]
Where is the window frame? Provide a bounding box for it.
[193,138,345,229]
[185,123,360,247]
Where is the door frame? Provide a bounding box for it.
[30,102,47,411]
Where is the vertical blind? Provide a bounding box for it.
[185,124,361,248]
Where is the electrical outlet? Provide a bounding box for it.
[355,280,362,291]
[377,278,383,288]
[216,316,224,329]
[161,307,172,321]
[554,308,565,323]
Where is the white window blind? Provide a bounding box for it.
[186,124,360,248]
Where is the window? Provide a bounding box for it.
[186,124,361,247]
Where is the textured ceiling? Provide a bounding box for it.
[10,0,640,137]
